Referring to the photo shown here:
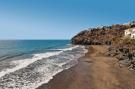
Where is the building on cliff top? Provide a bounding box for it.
[125,27,135,38]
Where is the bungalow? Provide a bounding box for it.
[125,28,135,38]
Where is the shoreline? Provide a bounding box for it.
[37,45,135,89]
[36,46,92,89]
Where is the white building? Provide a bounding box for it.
[131,33,135,38]
[125,28,135,38]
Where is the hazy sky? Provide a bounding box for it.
[0,0,135,39]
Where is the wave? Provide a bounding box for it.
[0,51,61,78]
[0,45,88,89]
[0,53,26,61]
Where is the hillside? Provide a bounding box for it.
[72,21,135,70]
[72,21,135,45]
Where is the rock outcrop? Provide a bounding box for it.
[105,38,135,69]
[71,21,135,70]
[72,21,135,45]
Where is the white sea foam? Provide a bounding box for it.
[0,51,61,78]
[0,45,88,89]
[0,46,80,78]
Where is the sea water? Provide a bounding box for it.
[0,40,87,89]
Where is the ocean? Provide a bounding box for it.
[0,40,87,89]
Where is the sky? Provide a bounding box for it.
[0,0,135,39]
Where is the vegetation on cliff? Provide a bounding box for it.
[72,21,135,45]
[72,21,135,69]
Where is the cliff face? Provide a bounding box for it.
[72,21,135,70]
[71,22,135,45]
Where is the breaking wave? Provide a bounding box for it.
[0,45,87,89]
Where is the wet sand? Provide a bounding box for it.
[37,45,135,89]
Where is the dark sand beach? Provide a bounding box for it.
[37,45,135,89]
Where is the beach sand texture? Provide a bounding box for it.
[37,45,135,89]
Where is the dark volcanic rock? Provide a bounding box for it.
[71,21,135,70]
[72,21,135,45]
[106,46,135,69]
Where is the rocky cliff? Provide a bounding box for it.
[72,21,135,70]
[72,21,135,45]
